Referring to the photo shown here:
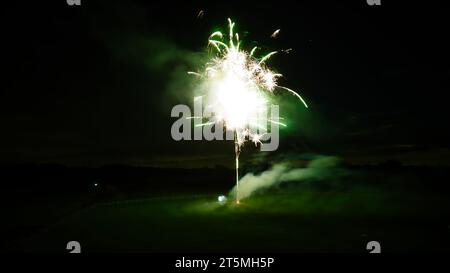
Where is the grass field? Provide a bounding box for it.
[7,184,448,253]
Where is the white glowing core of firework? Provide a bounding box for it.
[207,49,269,131]
[212,76,265,130]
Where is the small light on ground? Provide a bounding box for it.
[218,195,227,203]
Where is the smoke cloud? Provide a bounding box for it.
[230,156,344,200]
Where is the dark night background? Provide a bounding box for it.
[0,0,449,253]
[3,0,449,167]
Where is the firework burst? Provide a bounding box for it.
[189,19,308,203]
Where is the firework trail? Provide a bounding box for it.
[189,19,308,203]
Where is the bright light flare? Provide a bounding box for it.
[212,78,266,129]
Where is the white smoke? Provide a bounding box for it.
[230,156,341,200]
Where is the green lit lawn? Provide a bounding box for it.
[17,189,448,253]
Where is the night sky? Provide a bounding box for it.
[2,0,449,168]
